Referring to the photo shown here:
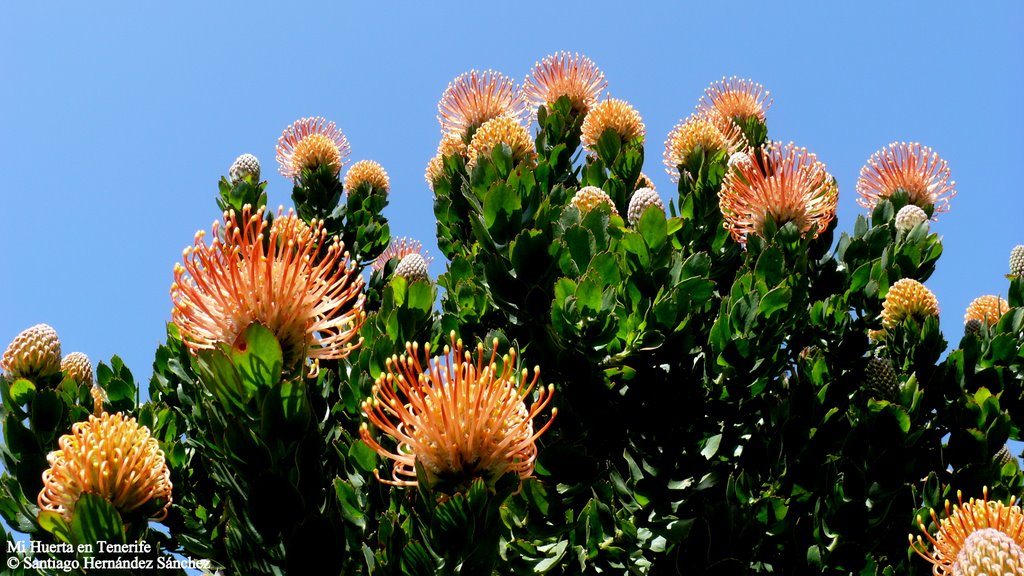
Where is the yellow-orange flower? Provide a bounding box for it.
[910,488,1024,575]
[171,205,365,375]
[2,324,61,381]
[425,132,470,189]
[372,237,433,272]
[360,334,556,490]
[571,186,619,216]
[38,412,172,522]
[581,98,645,153]
[664,113,743,182]
[466,114,537,169]
[276,117,351,179]
[697,77,772,124]
[344,160,390,193]
[964,295,1009,327]
[437,70,527,138]
[881,278,939,329]
[60,352,93,385]
[719,141,837,243]
[523,52,607,114]
[856,142,956,214]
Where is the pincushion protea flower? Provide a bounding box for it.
[61,352,93,385]
[636,173,656,191]
[2,323,61,381]
[372,237,433,272]
[719,141,837,243]
[38,412,172,522]
[881,278,939,329]
[438,70,527,139]
[229,153,261,184]
[171,205,365,376]
[1010,245,1024,277]
[627,188,665,226]
[276,117,351,179]
[523,52,607,114]
[581,98,645,153]
[910,488,1024,575]
[360,333,556,490]
[697,77,772,124]
[572,186,619,216]
[344,160,390,193]
[467,114,537,169]
[663,113,743,182]
[394,254,430,283]
[425,132,470,189]
[863,356,898,401]
[856,142,956,214]
[895,204,929,233]
[964,295,1009,327]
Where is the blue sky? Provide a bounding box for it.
[2,2,1022,385]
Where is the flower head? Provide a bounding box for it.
[1010,245,1024,277]
[571,186,619,216]
[38,412,172,522]
[229,153,261,184]
[2,324,61,381]
[438,70,527,139]
[61,352,93,385]
[697,77,772,124]
[895,204,929,233]
[664,113,742,182]
[344,160,390,193]
[523,52,607,114]
[373,237,433,272]
[719,141,838,243]
[881,278,939,329]
[581,98,645,153]
[910,488,1024,575]
[964,295,1009,327]
[466,114,537,170]
[276,117,351,179]
[636,173,656,191]
[425,132,470,190]
[856,142,956,214]
[627,188,665,226]
[171,205,365,375]
[863,356,898,401]
[360,333,556,491]
[394,254,430,283]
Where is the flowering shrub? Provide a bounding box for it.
[2,53,1023,575]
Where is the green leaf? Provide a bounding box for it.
[483,183,520,229]
[758,286,792,318]
[638,208,668,251]
[231,322,284,389]
[349,440,378,473]
[596,128,621,163]
[69,492,125,546]
[9,378,36,405]
[701,434,722,460]
[334,478,367,529]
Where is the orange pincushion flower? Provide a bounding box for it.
[425,132,470,189]
[856,142,956,214]
[344,160,390,193]
[170,205,365,375]
[523,52,607,114]
[360,333,556,490]
[372,237,433,272]
[664,113,743,182]
[964,295,1009,327]
[581,98,645,152]
[60,352,93,385]
[437,70,527,138]
[910,488,1024,575]
[719,141,838,243]
[697,77,772,124]
[466,114,537,169]
[2,324,61,381]
[276,117,351,179]
[881,278,939,329]
[571,186,619,216]
[38,412,172,522]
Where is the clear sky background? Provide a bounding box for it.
[2,2,1022,388]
